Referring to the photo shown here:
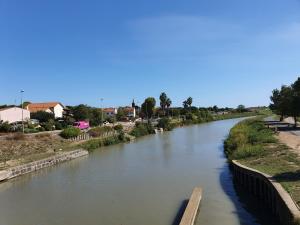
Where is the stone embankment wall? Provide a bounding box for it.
[232,160,300,225]
[0,149,88,182]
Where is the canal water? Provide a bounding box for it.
[0,118,279,225]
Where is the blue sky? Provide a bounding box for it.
[1,0,300,108]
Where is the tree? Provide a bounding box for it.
[31,111,54,123]
[213,105,218,112]
[183,100,188,109]
[237,105,246,113]
[291,78,300,127]
[270,85,294,122]
[159,92,168,116]
[187,97,193,109]
[71,104,91,121]
[141,97,156,120]
[89,108,103,126]
[166,98,172,116]
[270,88,284,121]
[117,108,125,121]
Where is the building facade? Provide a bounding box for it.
[27,102,64,118]
[0,107,30,123]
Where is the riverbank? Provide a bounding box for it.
[224,118,300,224]
[0,149,88,182]
[0,117,277,225]
[0,112,263,174]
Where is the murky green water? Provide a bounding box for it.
[0,118,279,225]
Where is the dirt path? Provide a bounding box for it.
[277,131,300,157]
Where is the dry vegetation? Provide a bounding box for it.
[0,133,70,169]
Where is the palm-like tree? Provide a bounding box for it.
[187,97,193,108]
[160,92,168,116]
[166,98,172,117]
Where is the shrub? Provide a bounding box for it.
[103,136,121,146]
[24,128,39,133]
[38,127,45,132]
[60,127,81,139]
[41,119,55,131]
[130,122,155,137]
[81,135,128,151]
[0,121,12,132]
[232,145,264,159]
[114,124,123,132]
[54,121,63,130]
[82,139,104,151]
[157,118,174,131]
[88,126,114,137]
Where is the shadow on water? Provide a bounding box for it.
[171,200,189,225]
[218,145,281,225]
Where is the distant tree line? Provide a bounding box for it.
[138,92,249,122]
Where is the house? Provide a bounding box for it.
[103,108,118,117]
[26,102,64,118]
[0,107,30,123]
[123,107,136,118]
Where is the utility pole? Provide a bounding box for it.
[20,90,25,133]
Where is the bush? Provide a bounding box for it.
[232,145,264,159]
[157,118,174,131]
[82,139,104,151]
[81,134,128,151]
[103,136,121,146]
[38,127,45,132]
[0,122,12,132]
[43,122,54,131]
[114,124,123,132]
[60,127,81,139]
[88,126,114,137]
[54,121,63,130]
[24,128,39,133]
[130,122,155,137]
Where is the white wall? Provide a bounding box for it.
[0,107,30,123]
[53,104,64,118]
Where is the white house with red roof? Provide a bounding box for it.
[26,102,64,118]
[103,108,118,117]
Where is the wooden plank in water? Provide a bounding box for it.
[179,187,203,225]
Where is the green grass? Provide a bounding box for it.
[225,118,300,207]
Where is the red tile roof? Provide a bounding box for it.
[103,108,117,113]
[27,102,63,113]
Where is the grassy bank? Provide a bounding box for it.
[225,118,300,207]
[213,111,261,121]
[80,135,130,151]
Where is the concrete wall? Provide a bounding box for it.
[0,149,88,182]
[0,107,30,123]
[180,187,202,225]
[232,160,300,225]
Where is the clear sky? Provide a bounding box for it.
[1,0,300,108]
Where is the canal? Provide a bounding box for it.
[0,118,279,225]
